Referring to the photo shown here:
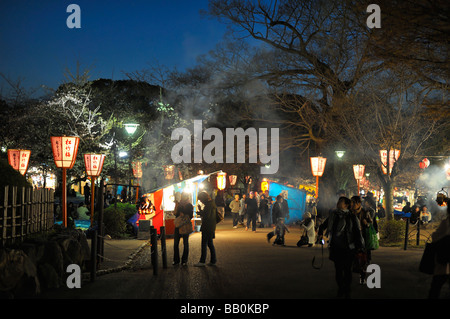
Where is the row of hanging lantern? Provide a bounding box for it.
[310,149,403,197]
[7,136,106,228]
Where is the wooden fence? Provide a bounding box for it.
[1,186,55,247]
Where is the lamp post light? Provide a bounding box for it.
[84,154,106,225]
[335,151,345,159]
[51,136,80,227]
[353,164,365,195]
[310,156,327,198]
[8,149,31,175]
[124,123,139,203]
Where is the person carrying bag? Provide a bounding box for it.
[173,192,193,266]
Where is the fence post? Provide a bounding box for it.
[416,221,420,246]
[90,230,97,282]
[150,226,158,275]
[404,218,409,250]
[2,186,9,247]
[160,226,167,269]
[11,186,17,243]
[98,179,105,263]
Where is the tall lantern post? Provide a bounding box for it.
[353,164,365,195]
[8,149,31,175]
[84,154,106,225]
[132,161,142,203]
[124,123,139,203]
[310,156,327,198]
[51,136,80,227]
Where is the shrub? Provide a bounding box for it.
[378,218,406,244]
[100,202,137,238]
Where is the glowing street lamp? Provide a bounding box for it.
[124,123,139,203]
[310,156,327,198]
[335,151,345,159]
[217,172,227,190]
[84,154,106,225]
[8,149,31,175]
[353,164,365,194]
[123,123,139,135]
[51,136,80,227]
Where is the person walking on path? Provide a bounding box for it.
[258,194,269,228]
[318,197,365,298]
[173,192,194,266]
[245,191,258,232]
[229,194,241,228]
[195,191,217,266]
[301,212,316,247]
[268,217,289,246]
[215,190,225,220]
[272,195,284,225]
[239,193,246,225]
[428,202,450,298]
[351,196,377,285]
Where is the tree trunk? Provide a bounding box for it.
[384,179,394,220]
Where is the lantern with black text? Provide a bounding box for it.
[51,136,80,227]
[379,149,400,175]
[217,172,227,190]
[353,164,365,194]
[8,149,31,175]
[310,156,326,198]
[84,154,106,225]
[229,175,237,186]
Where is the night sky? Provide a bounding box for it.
[0,0,228,95]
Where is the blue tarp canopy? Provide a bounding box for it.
[268,182,307,224]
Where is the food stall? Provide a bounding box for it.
[134,173,212,235]
[265,180,308,224]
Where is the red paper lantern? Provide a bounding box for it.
[419,161,426,169]
[261,180,269,192]
[51,136,80,169]
[217,172,227,190]
[379,149,400,175]
[310,156,327,198]
[422,158,430,168]
[8,149,31,175]
[132,161,143,178]
[84,154,106,224]
[84,154,105,177]
[310,157,327,177]
[353,165,365,180]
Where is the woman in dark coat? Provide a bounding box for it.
[195,191,217,266]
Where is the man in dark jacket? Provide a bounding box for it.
[245,191,259,232]
[318,196,365,299]
[195,191,217,266]
[272,195,284,224]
